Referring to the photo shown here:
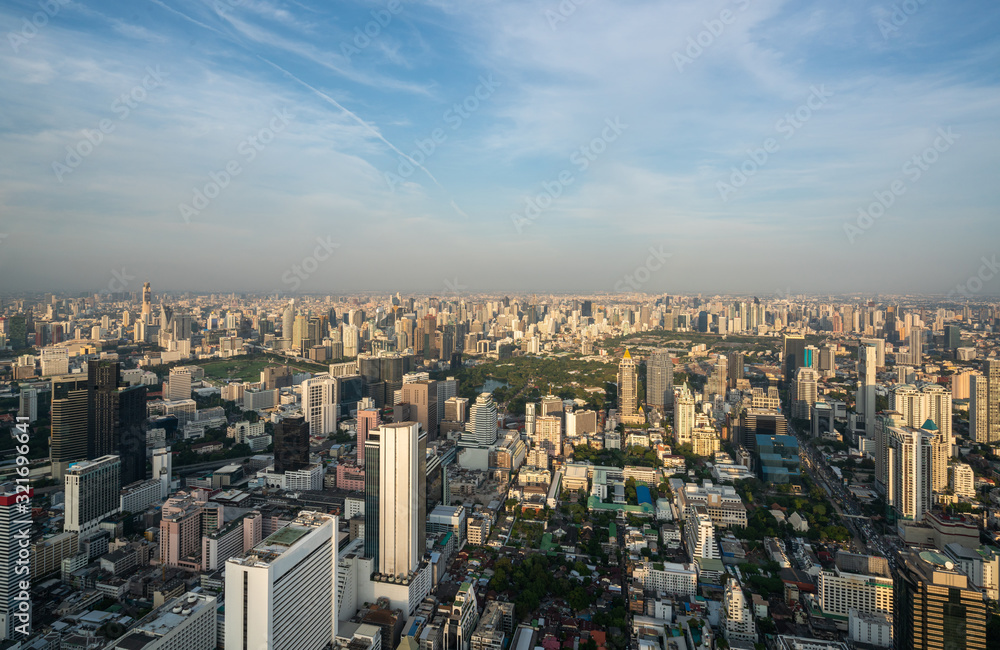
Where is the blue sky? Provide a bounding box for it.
[1,0,999,295]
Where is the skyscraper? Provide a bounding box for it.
[88,360,120,459]
[365,422,427,578]
[50,375,90,479]
[618,349,638,418]
[141,281,152,320]
[274,417,310,474]
[18,389,36,424]
[401,379,438,440]
[909,326,923,366]
[117,385,148,486]
[301,374,338,436]
[782,334,806,382]
[647,351,675,409]
[888,427,933,523]
[970,374,992,444]
[673,384,695,445]
[858,342,878,439]
[225,511,339,650]
[894,548,986,650]
[356,398,380,465]
[65,455,121,539]
[465,393,498,446]
[0,483,32,640]
[726,351,744,389]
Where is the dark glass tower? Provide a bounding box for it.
[274,416,309,473]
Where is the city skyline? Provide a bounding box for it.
[1,1,999,294]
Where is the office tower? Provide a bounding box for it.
[465,393,498,445]
[894,548,986,650]
[673,384,695,445]
[860,336,886,368]
[226,512,339,650]
[141,281,152,320]
[437,377,458,425]
[292,314,308,353]
[909,326,923,366]
[697,311,709,333]
[274,417,310,473]
[261,365,293,390]
[301,374,338,436]
[343,324,360,358]
[617,348,638,417]
[166,366,192,401]
[818,345,836,378]
[858,342,878,438]
[535,415,562,457]
[739,408,788,450]
[888,427,932,523]
[444,396,469,423]
[365,422,427,577]
[18,389,36,424]
[540,395,563,416]
[7,315,27,350]
[803,344,819,369]
[117,385,148,486]
[401,380,438,439]
[88,360,119,459]
[50,375,90,479]
[782,334,806,381]
[65,455,121,539]
[755,434,800,483]
[792,367,819,420]
[0,484,32,640]
[111,592,217,650]
[39,347,69,376]
[726,351,744,389]
[356,398,380,465]
[152,447,172,499]
[944,324,961,352]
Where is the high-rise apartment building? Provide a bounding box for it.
[535,415,562,458]
[673,384,695,445]
[226,512,339,650]
[888,427,933,523]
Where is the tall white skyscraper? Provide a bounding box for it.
[65,455,121,539]
[225,511,338,650]
[673,384,695,445]
[152,447,172,500]
[0,484,32,640]
[857,342,877,438]
[465,393,498,446]
[923,384,953,455]
[366,422,427,579]
[301,374,339,436]
[166,367,192,401]
[888,427,932,522]
[890,384,928,429]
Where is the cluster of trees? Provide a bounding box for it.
[490,556,595,619]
